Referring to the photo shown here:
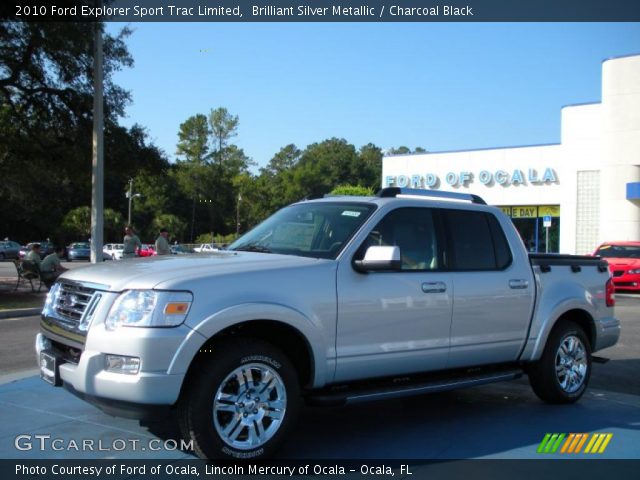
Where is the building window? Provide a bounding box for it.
[576,171,600,255]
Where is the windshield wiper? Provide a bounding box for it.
[232,243,273,253]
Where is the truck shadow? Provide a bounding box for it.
[141,369,640,459]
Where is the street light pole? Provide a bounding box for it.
[236,193,242,236]
[126,178,141,225]
[90,1,104,264]
[127,178,133,225]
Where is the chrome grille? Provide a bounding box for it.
[50,281,100,329]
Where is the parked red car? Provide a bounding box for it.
[594,241,640,291]
[138,244,156,257]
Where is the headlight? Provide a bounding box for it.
[42,282,61,315]
[105,290,192,331]
[627,269,640,275]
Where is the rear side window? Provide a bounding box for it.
[444,209,512,271]
[487,214,512,269]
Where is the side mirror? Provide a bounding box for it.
[353,245,401,273]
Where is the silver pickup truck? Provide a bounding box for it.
[36,188,620,460]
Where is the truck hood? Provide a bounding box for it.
[58,252,331,291]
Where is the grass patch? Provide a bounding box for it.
[0,292,45,311]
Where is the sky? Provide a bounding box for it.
[106,22,640,169]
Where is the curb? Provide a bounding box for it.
[0,308,41,319]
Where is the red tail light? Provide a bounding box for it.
[606,278,615,307]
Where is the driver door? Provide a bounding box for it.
[334,207,452,382]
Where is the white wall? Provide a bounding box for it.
[600,55,640,243]
[382,54,640,254]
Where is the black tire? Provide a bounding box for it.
[0,253,5,260]
[178,338,301,460]
[528,320,592,404]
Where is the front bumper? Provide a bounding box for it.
[36,322,191,408]
[611,274,640,290]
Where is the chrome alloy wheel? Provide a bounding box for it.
[555,335,588,393]
[212,363,287,450]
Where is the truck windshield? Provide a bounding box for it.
[228,202,376,259]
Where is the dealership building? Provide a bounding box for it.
[382,54,640,255]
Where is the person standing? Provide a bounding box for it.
[122,225,142,259]
[155,228,171,255]
[40,247,68,287]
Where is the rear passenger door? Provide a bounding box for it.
[443,209,535,368]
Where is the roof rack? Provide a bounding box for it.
[377,187,487,205]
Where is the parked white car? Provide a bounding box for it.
[103,243,124,260]
[193,243,219,253]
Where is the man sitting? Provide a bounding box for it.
[24,243,42,267]
[40,247,68,288]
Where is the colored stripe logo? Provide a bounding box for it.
[537,433,613,454]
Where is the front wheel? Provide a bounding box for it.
[178,338,300,460]
[528,320,592,404]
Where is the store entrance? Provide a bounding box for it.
[498,205,560,253]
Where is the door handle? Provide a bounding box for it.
[422,282,447,293]
[509,279,529,289]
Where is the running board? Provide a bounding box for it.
[306,368,524,407]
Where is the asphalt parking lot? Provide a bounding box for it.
[0,295,638,460]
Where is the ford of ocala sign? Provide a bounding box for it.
[385,168,558,189]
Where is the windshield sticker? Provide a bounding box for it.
[342,211,361,217]
[599,245,612,250]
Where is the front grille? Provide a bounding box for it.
[612,270,624,277]
[47,281,102,331]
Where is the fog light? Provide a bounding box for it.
[35,333,51,355]
[105,355,140,375]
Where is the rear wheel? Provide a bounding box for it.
[528,320,591,404]
[178,338,300,460]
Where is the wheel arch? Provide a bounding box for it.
[182,319,315,393]
[526,307,596,361]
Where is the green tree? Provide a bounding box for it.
[104,208,125,242]
[62,207,92,239]
[0,19,139,243]
[152,214,187,242]
[262,144,301,177]
[389,146,411,155]
[173,108,253,239]
[358,143,383,189]
[330,185,375,196]
[176,114,210,164]
[209,107,239,154]
[62,206,124,241]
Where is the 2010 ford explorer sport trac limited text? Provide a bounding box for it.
[36,188,620,460]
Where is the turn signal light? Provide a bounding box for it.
[164,302,190,315]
